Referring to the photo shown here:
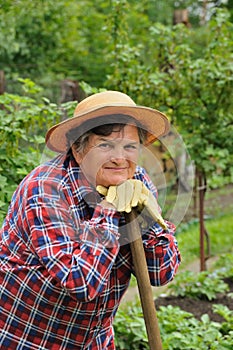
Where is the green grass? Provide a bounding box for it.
[177,213,233,268]
[128,213,233,288]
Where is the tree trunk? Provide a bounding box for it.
[0,70,5,94]
[198,171,210,271]
[173,9,190,27]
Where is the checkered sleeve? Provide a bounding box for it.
[23,194,122,302]
[135,167,181,286]
[142,220,181,286]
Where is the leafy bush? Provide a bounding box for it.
[213,253,233,280]
[213,304,233,336]
[114,301,149,350]
[114,302,233,350]
[115,255,233,349]
[167,270,229,300]
[0,78,76,224]
[159,305,233,350]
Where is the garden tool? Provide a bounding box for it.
[125,210,163,350]
[97,181,164,349]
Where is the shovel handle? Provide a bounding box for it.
[125,210,163,350]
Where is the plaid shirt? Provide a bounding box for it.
[0,153,180,350]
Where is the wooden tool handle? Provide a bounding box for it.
[125,210,163,350]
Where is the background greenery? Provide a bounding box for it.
[114,219,233,349]
[0,1,233,348]
[1,0,232,221]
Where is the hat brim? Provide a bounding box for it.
[45,105,170,153]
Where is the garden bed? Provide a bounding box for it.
[155,277,233,323]
[115,254,233,349]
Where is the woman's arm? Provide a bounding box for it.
[134,166,181,286]
[24,195,122,302]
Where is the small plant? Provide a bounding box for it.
[213,253,233,280]
[167,270,229,300]
[213,304,233,335]
[114,300,149,350]
[158,305,226,350]
[114,302,233,350]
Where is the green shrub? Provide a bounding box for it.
[115,255,233,349]
[114,301,149,350]
[0,78,76,224]
[167,270,229,300]
[213,253,233,280]
[114,302,233,350]
[213,304,233,336]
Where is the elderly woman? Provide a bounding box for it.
[0,91,181,349]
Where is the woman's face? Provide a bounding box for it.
[72,124,140,187]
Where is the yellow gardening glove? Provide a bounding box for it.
[137,183,167,230]
[97,179,167,230]
[97,180,142,213]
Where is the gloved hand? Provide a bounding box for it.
[97,179,167,230]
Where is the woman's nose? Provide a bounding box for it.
[110,146,125,162]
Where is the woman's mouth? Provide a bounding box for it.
[105,167,127,171]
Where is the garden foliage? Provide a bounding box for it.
[0,79,76,223]
[0,3,232,348]
[114,254,233,349]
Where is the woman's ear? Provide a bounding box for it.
[71,145,83,164]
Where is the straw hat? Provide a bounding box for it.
[45,90,170,153]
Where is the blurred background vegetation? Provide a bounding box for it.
[0,0,232,256]
[1,2,233,347]
[1,0,233,99]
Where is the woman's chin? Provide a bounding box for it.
[99,176,129,187]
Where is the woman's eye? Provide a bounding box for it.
[98,143,111,149]
[125,144,138,150]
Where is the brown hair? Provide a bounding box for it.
[67,114,147,153]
